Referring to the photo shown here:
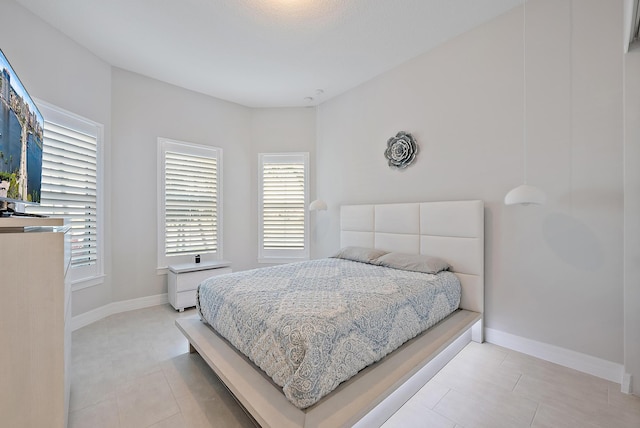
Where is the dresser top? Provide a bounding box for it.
[0,217,64,230]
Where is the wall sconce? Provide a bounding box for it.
[309,199,327,211]
[505,184,547,205]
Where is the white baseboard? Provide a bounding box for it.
[71,293,169,331]
[485,327,624,385]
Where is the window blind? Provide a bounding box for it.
[29,121,98,269]
[258,153,308,262]
[262,162,305,249]
[164,151,218,256]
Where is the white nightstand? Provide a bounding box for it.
[168,260,232,311]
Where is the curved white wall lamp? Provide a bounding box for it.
[505,184,546,206]
[309,199,327,211]
[505,0,546,206]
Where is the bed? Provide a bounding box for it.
[175,200,484,427]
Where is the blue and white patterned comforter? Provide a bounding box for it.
[196,257,460,409]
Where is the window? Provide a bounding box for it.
[258,153,309,263]
[27,100,104,288]
[158,138,222,269]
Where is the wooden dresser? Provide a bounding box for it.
[0,217,71,427]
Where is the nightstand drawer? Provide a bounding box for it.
[174,290,197,310]
[168,261,231,311]
[173,267,231,292]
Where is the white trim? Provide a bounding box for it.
[157,137,223,269]
[71,293,168,331]
[258,152,309,262]
[258,257,309,264]
[70,274,106,292]
[32,98,105,284]
[485,327,624,385]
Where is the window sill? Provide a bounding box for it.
[258,257,309,265]
[70,274,106,292]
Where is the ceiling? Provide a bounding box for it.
[15,0,522,108]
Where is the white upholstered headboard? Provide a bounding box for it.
[340,200,484,314]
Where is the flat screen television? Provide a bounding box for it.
[0,48,44,211]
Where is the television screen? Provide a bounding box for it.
[0,48,43,205]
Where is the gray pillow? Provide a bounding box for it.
[331,246,389,264]
[374,252,451,274]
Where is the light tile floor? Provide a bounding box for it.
[69,305,640,428]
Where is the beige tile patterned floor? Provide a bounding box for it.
[69,305,640,428]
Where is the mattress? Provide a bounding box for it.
[196,257,461,409]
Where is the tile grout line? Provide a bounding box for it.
[146,372,182,428]
[68,325,118,417]
[499,348,511,367]
[528,402,541,427]
[116,393,124,428]
[433,384,453,410]
[431,387,461,427]
[512,373,524,393]
[160,364,186,427]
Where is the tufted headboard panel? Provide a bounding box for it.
[340,200,484,313]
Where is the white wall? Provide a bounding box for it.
[0,0,113,316]
[0,0,318,312]
[316,0,625,364]
[249,108,317,266]
[110,70,317,301]
[111,68,251,301]
[624,44,640,394]
[3,0,635,384]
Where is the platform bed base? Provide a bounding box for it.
[175,309,482,428]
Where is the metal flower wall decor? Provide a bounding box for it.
[384,131,418,169]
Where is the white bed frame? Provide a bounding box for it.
[176,200,484,427]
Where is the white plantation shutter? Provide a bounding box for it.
[258,153,308,262]
[158,138,222,268]
[164,152,217,255]
[27,101,103,285]
[262,162,305,249]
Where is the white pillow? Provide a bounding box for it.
[331,246,388,264]
[375,252,450,274]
